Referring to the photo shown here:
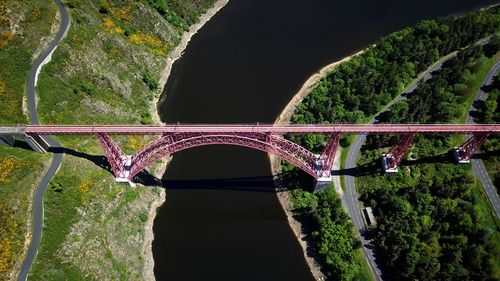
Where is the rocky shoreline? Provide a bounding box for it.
[151,0,230,125]
[143,1,230,279]
[146,3,364,279]
[142,188,166,281]
[271,49,366,281]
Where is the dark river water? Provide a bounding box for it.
[153,1,498,280]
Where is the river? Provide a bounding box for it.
[153,0,498,280]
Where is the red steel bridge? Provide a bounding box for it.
[2,124,497,185]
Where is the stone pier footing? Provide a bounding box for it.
[0,135,15,147]
[313,176,332,192]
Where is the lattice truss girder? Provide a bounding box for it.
[129,132,320,179]
[316,133,341,178]
[96,133,126,178]
[386,133,416,170]
[456,133,490,161]
[95,132,344,180]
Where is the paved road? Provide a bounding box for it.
[342,52,457,281]
[466,60,500,219]
[17,0,70,280]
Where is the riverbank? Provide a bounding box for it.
[274,49,365,125]
[25,1,233,279]
[142,188,166,281]
[152,0,230,125]
[270,50,365,281]
[144,1,230,278]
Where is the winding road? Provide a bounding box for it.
[342,52,458,281]
[17,0,70,280]
[466,60,500,219]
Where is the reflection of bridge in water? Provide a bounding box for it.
[1,124,498,191]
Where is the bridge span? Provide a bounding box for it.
[19,123,499,134]
[1,124,498,190]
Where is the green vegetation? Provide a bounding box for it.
[29,149,162,280]
[290,6,500,151]
[0,146,50,279]
[289,187,364,281]
[0,1,56,278]
[0,0,57,124]
[356,43,500,280]
[476,66,500,192]
[145,0,215,32]
[27,0,216,279]
[287,6,500,280]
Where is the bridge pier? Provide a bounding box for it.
[115,156,135,187]
[0,135,15,147]
[454,133,490,163]
[382,133,416,173]
[313,176,332,192]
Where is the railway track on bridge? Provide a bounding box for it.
[14,123,500,134]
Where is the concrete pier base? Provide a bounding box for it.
[453,148,470,164]
[115,156,136,187]
[313,176,332,193]
[0,135,15,147]
[382,155,398,173]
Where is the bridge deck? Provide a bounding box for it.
[10,124,499,135]
[0,126,25,135]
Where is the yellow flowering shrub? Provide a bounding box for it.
[128,32,169,57]
[110,3,133,22]
[0,157,22,184]
[0,32,14,48]
[0,75,21,123]
[125,135,145,151]
[102,17,124,34]
[0,204,20,276]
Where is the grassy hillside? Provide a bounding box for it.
[0,0,57,124]
[37,0,212,126]
[0,1,56,279]
[28,1,217,279]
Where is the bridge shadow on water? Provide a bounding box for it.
[135,169,317,193]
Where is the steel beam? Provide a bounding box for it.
[383,133,416,172]
[455,133,490,163]
[128,133,318,180]
[317,133,341,177]
[21,124,500,135]
[96,133,126,178]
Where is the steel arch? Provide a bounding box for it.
[128,133,318,179]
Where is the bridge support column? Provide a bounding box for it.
[382,133,416,173]
[23,133,49,153]
[454,133,490,163]
[0,135,15,147]
[312,133,340,192]
[96,133,134,185]
[115,156,135,187]
[313,176,332,192]
[316,133,341,178]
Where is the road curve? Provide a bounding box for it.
[17,0,70,280]
[466,60,500,219]
[342,52,457,281]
